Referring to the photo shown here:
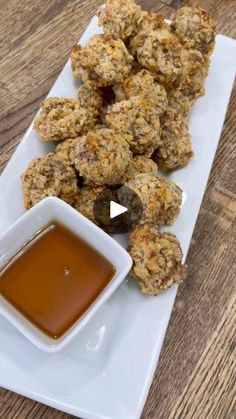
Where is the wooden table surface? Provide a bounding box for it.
[0,0,235,418]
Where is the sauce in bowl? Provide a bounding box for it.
[0,223,115,339]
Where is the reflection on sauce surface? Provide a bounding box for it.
[0,223,115,339]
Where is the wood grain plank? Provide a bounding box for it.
[0,1,235,418]
[168,292,236,419]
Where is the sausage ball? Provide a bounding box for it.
[171,6,216,57]
[121,173,182,225]
[73,186,107,224]
[71,128,132,185]
[122,155,158,183]
[179,48,209,99]
[77,85,103,118]
[113,69,168,115]
[129,224,187,296]
[21,153,78,209]
[165,88,193,118]
[133,11,167,34]
[55,138,79,166]
[152,116,193,171]
[130,17,183,87]
[105,96,161,156]
[98,0,141,40]
[34,97,94,141]
[71,35,133,88]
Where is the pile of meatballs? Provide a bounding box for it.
[21,1,216,296]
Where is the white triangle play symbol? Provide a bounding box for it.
[110,201,128,219]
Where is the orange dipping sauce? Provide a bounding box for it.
[0,223,115,339]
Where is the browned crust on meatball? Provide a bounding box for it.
[136,11,167,33]
[98,0,141,40]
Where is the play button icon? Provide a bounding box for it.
[110,201,128,219]
[93,186,143,234]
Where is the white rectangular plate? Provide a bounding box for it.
[0,16,235,419]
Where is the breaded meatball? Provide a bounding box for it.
[166,88,193,118]
[179,48,209,98]
[98,0,141,40]
[105,96,161,156]
[21,153,78,209]
[122,155,158,183]
[77,85,103,117]
[171,6,216,56]
[159,176,183,225]
[71,128,132,185]
[55,138,79,166]
[71,35,133,88]
[113,69,167,115]
[135,11,166,33]
[73,186,106,224]
[121,173,182,225]
[129,224,187,295]
[152,116,193,171]
[131,21,182,87]
[34,97,94,141]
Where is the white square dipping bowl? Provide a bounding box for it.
[0,197,133,353]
